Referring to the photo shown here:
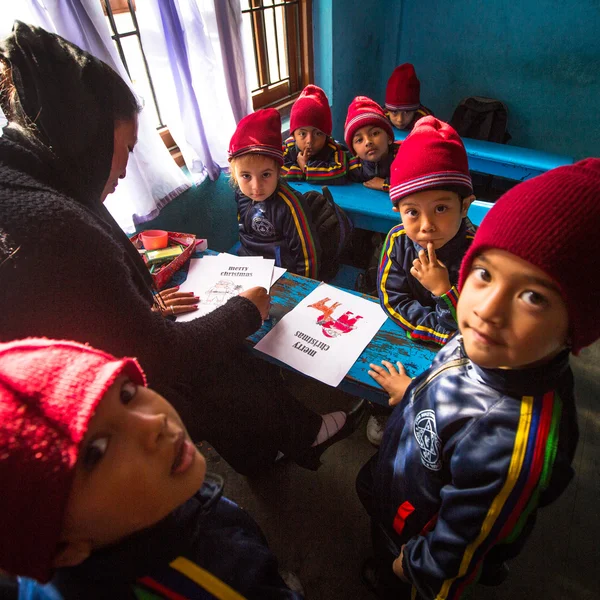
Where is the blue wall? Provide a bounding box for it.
[314,0,599,159]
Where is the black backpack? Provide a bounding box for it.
[302,186,354,281]
[449,96,511,144]
[355,237,384,297]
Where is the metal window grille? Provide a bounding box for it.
[101,0,164,128]
[241,0,313,109]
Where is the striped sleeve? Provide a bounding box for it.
[278,185,320,278]
[404,391,564,599]
[377,225,456,345]
[304,141,348,183]
[281,138,305,181]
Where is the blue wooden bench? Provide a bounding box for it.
[393,127,573,182]
[289,181,492,235]
[172,250,438,405]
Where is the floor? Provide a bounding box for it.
[204,339,600,600]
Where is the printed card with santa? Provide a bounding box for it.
[255,283,388,386]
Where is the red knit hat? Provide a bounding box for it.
[385,63,421,112]
[344,96,394,153]
[228,108,283,165]
[389,116,472,206]
[459,158,600,355]
[290,84,332,136]
[0,338,146,583]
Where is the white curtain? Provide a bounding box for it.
[135,0,252,179]
[1,0,191,233]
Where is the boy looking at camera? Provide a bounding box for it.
[281,85,347,184]
[0,338,303,599]
[359,159,600,599]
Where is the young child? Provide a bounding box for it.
[281,84,347,184]
[345,96,398,191]
[384,63,433,131]
[0,338,303,599]
[379,116,476,347]
[229,108,321,278]
[358,158,600,599]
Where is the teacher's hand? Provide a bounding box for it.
[240,286,271,320]
[152,286,199,317]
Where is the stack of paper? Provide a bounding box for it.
[176,253,286,322]
[255,283,388,386]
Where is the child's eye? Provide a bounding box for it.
[315,131,324,138]
[521,290,548,308]
[298,132,306,138]
[472,266,491,282]
[81,437,109,471]
[372,130,380,137]
[354,137,362,145]
[120,380,137,405]
[262,172,272,179]
[435,205,448,214]
[404,209,418,218]
[241,174,251,180]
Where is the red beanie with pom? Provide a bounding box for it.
[344,96,394,153]
[389,116,472,206]
[385,63,421,111]
[228,108,283,164]
[459,158,600,354]
[290,84,332,136]
[0,338,145,583]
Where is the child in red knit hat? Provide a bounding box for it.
[357,158,600,599]
[0,338,304,599]
[229,108,321,278]
[384,63,433,131]
[345,96,398,192]
[281,84,347,184]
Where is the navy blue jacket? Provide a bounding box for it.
[377,218,476,345]
[52,476,302,599]
[371,336,578,600]
[347,143,399,189]
[281,137,347,184]
[236,182,321,278]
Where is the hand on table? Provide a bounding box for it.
[152,286,199,318]
[239,286,271,321]
[368,360,413,407]
[411,242,451,297]
[363,177,386,191]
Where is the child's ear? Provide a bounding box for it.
[461,194,476,218]
[52,540,93,568]
[392,205,400,213]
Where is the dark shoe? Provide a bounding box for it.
[294,399,366,470]
[478,560,509,586]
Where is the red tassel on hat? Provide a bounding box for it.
[389,116,472,206]
[385,63,421,112]
[228,108,284,164]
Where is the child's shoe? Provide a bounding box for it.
[366,414,389,446]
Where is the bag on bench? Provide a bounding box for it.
[302,186,354,281]
[449,96,511,144]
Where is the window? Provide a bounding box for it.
[241,0,313,110]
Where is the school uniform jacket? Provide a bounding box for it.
[386,105,434,132]
[373,336,578,600]
[378,218,476,345]
[281,137,347,184]
[52,476,302,600]
[236,182,321,278]
[347,143,399,190]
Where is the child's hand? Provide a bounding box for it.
[239,286,271,320]
[392,545,408,581]
[368,360,413,406]
[297,150,309,172]
[411,242,451,296]
[363,177,386,191]
[152,286,199,317]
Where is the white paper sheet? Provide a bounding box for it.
[254,283,388,386]
[176,255,274,322]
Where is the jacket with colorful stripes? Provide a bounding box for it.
[373,336,578,600]
[347,143,399,190]
[281,137,347,184]
[52,476,302,600]
[386,105,434,132]
[378,218,476,345]
[236,182,321,278]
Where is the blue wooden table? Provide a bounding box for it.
[393,127,573,181]
[174,251,438,405]
[289,181,492,234]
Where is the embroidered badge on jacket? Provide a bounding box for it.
[252,215,276,236]
[414,409,442,470]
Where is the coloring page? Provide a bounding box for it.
[255,283,387,386]
[176,255,274,321]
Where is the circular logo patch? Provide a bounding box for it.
[414,409,442,471]
[252,215,275,236]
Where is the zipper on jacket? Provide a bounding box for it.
[412,357,470,398]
